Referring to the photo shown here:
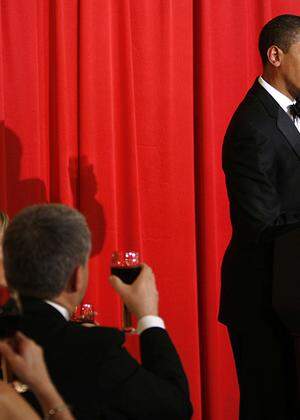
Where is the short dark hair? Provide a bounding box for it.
[3,204,91,299]
[259,14,300,64]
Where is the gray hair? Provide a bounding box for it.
[3,204,91,299]
[0,212,9,233]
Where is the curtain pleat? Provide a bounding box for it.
[48,0,78,204]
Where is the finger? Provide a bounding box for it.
[0,341,21,364]
[139,263,148,272]
[15,331,37,351]
[0,340,13,353]
[15,331,30,349]
[137,264,154,281]
[15,331,28,341]
[14,332,32,354]
[140,263,153,275]
[109,275,130,297]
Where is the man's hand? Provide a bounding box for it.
[109,263,159,319]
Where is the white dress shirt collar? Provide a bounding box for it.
[44,301,166,333]
[44,302,164,333]
[45,300,70,321]
[258,76,295,113]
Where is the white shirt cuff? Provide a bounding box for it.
[136,315,165,335]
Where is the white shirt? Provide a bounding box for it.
[45,300,70,320]
[258,76,300,132]
[136,315,165,334]
[44,300,165,334]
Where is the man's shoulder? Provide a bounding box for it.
[231,93,267,128]
[51,322,125,352]
[227,80,278,134]
[65,323,124,344]
[21,298,125,347]
[21,310,125,358]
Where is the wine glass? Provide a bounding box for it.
[80,303,96,323]
[71,303,96,324]
[111,250,141,333]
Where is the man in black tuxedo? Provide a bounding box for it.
[219,14,300,420]
[2,204,192,420]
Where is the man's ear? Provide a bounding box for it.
[267,45,283,67]
[67,266,81,293]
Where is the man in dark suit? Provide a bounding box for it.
[2,204,192,420]
[219,14,300,420]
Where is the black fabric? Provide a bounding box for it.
[293,337,300,416]
[228,324,296,420]
[272,227,300,419]
[273,228,300,334]
[18,298,192,420]
[0,297,22,338]
[288,99,300,119]
[219,79,300,328]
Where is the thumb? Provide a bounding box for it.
[109,275,130,298]
[0,341,18,364]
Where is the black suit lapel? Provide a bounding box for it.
[277,108,300,159]
[250,79,300,159]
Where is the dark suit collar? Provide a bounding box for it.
[20,296,68,323]
[250,78,300,159]
[248,79,279,118]
[276,109,300,159]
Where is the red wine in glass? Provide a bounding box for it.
[80,303,96,323]
[111,266,142,285]
[111,251,141,332]
[71,303,96,324]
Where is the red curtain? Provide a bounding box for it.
[1,1,300,419]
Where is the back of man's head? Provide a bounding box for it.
[3,204,91,300]
[259,14,300,64]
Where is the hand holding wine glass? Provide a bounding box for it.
[109,263,159,320]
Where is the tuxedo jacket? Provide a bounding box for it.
[272,227,300,334]
[19,298,192,420]
[219,79,300,329]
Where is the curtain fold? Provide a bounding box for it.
[49,0,78,204]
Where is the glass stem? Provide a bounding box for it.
[123,305,133,332]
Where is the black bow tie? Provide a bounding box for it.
[288,99,300,119]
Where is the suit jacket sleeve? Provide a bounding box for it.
[223,123,300,244]
[98,327,193,420]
